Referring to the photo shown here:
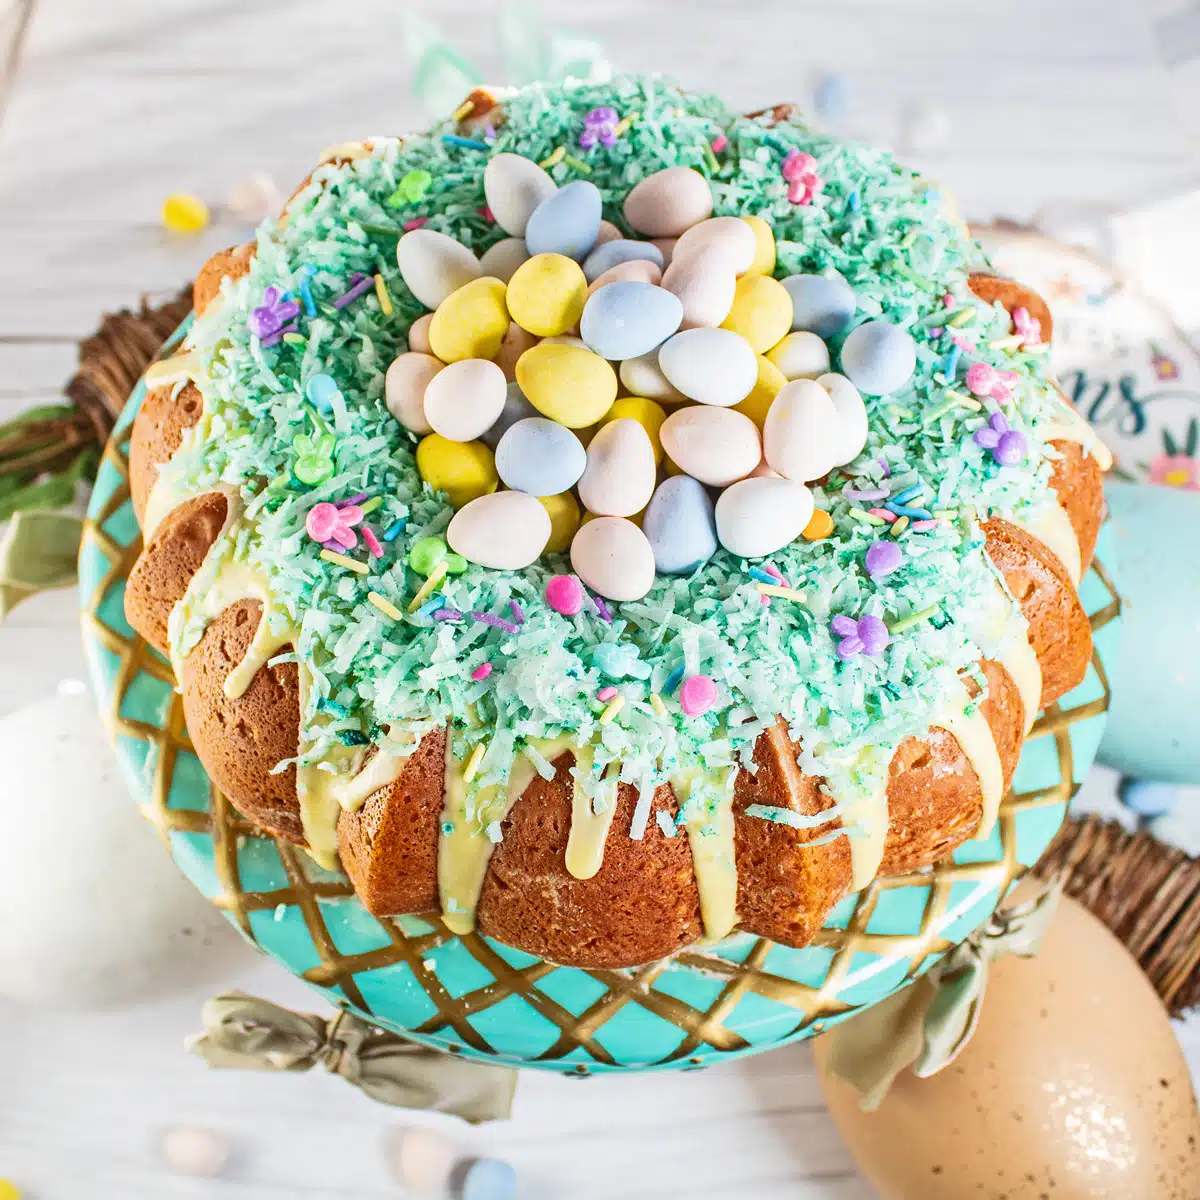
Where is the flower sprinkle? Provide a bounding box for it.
[1012,305,1042,347]
[966,361,1017,404]
[248,286,300,340]
[579,106,620,149]
[306,501,364,549]
[974,410,1028,466]
[831,614,890,660]
[781,148,823,205]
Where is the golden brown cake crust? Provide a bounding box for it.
[193,244,254,316]
[967,272,1054,343]
[128,380,203,524]
[1049,438,1104,571]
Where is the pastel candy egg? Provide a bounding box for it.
[623,166,713,237]
[721,274,793,353]
[577,418,657,516]
[483,152,557,236]
[839,319,917,395]
[447,490,551,569]
[422,358,507,442]
[515,343,617,428]
[407,312,434,354]
[481,381,538,447]
[741,216,776,276]
[541,334,587,348]
[652,237,678,267]
[817,372,868,465]
[396,228,481,310]
[537,491,581,554]
[598,395,667,464]
[524,180,603,261]
[715,476,815,558]
[416,434,498,507]
[429,277,509,363]
[672,216,757,275]
[782,274,857,337]
[585,258,662,300]
[493,322,538,381]
[766,331,831,380]
[658,328,758,407]
[619,351,686,405]
[595,219,622,246]
[385,352,443,434]
[582,239,665,283]
[462,1158,518,1200]
[733,356,788,429]
[478,237,530,283]
[642,475,718,574]
[505,252,587,337]
[762,378,839,482]
[569,516,656,601]
[662,249,737,329]
[580,282,684,362]
[494,417,586,495]
[659,406,761,486]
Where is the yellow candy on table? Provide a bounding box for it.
[161,192,210,233]
[515,343,617,429]
[597,395,667,464]
[415,434,498,508]
[721,274,793,354]
[429,277,509,363]
[505,253,587,337]
[733,355,787,429]
[0,1181,21,1200]
[802,507,834,540]
[538,491,582,553]
[741,215,776,276]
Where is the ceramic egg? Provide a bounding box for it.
[660,406,761,486]
[577,418,657,517]
[569,516,657,601]
[715,477,815,558]
[396,228,482,310]
[658,328,758,407]
[483,152,557,237]
[446,490,551,569]
[623,166,714,237]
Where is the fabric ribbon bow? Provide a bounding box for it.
[189,991,517,1124]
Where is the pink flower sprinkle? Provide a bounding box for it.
[942,293,955,309]
[782,149,822,206]
[402,216,429,231]
[306,501,363,548]
[545,574,584,616]
[597,685,618,702]
[966,361,1018,404]
[679,674,718,717]
[1011,305,1042,347]
[471,663,493,681]
[711,134,728,153]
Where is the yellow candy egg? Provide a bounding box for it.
[415,434,498,508]
[515,343,618,429]
[598,395,667,464]
[429,277,509,363]
[505,253,587,337]
[741,215,776,276]
[161,192,210,234]
[802,507,834,540]
[721,274,793,353]
[537,491,582,553]
[733,355,787,429]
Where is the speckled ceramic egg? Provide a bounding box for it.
[446,490,552,569]
[396,228,482,310]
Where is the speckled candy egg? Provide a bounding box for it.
[447,490,551,569]
[818,372,869,466]
[782,273,857,338]
[840,319,917,396]
[385,351,443,434]
[407,313,434,354]
[480,381,538,447]
[662,250,737,329]
[623,166,713,237]
[580,282,684,361]
[618,351,686,405]
[515,343,617,428]
[478,237,531,284]
[659,406,761,486]
[396,228,482,310]
[492,322,538,381]
[524,180,603,261]
[494,417,586,495]
[483,153,557,237]
[671,216,758,275]
[582,238,665,283]
[766,331,831,381]
[715,477,814,558]
[762,378,839,482]
[577,418,657,516]
[569,516,656,601]
[658,328,758,407]
[422,358,507,442]
[720,274,793,354]
[642,475,718,574]
[505,252,588,337]
[585,258,663,299]
[429,277,509,363]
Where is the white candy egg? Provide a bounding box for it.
[662,250,737,329]
[762,378,839,482]
[624,166,714,237]
[618,351,687,404]
[570,516,657,601]
[658,328,758,407]
[483,153,557,237]
[388,1126,456,1194]
[161,1127,230,1178]
[660,406,761,486]
[407,313,434,354]
[447,491,551,569]
[385,352,443,435]
[422,358,507,442]
[478,237,531,283]
[766,331,831,380]
[715,477,815,558]
[818,371,869,466]
[396,229,482,310]
[577,418,657,516]
[671,216,758,275]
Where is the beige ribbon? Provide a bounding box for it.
[821,876,1062,1110]
[189,992,517,1124]
[0,509,83,618]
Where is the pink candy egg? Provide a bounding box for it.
[545,574,584,615]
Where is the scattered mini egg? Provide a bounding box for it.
[721,274,794,353]
[227,171,281,224]
[388,1126,456,1195]
[782,274,857,338]
[679,674,718,717]
[658,327,758,407]
[492,322,539,381]
[483,152,557,236]
[429,276,509,363]
[671,216,758,275]
[741,215,776,276]
[538,491,582,553]
[582,238,665,283]
[813,71,852,120]
[733,356,789,429]
[762,378,839,482]
[422,358,507,442]
[396,228,482,310]
[494,417,586,495]
[385,352,444,435]
[803,507,835,540]
[598,395,667,464]
[840,319,917,396]
[642,475,718,575]
[715,476,814,558]
[160,1126,230,1178]
[570,516,657,601]
[766,331,831,380]
[585,257,663,298]
[505,252,587,337]
[817,372,869,465]
[652,236,678,267]
[447,490,551,569]
[524,179,603,260]
[407,312,435,354]
[546,573,585,615]
[662,249,737,329]
[577,418,657,516]
[515,342,618,428]
[595,219,623,245]
[580,281,684,361]
[623,165,713,236]
[161,192,210,234]
[618,350,686,405]
[478,237,531,284]
[416,435,498,507]
[480,381,539,447]
[659,405,761,486]
[462,1157,518,1200]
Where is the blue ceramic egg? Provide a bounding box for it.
[494,417,586,495]
[480,381,538,448]
[782,274,856,338]
[839,319,917,396]
[580,281,684,362]
[642,475,718,575]
[582,238,665,283]
[523,180,603,261]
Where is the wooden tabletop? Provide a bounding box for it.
[1,1,1197,1196]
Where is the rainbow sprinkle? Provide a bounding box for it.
[319,549,369,574]
[367,591,404,621]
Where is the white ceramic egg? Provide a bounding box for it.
[479,237,531,284]
[658,328,758,407]
[715,477,815,558]
[569,517,656,601]
[762,378,839,481]
[446,490,551,569]
[385,352,443,434]
[660,406,761,486]
[767,331,831,380]
[483,153,557,237]
[662,250,737,329]
[422,358,507,442]
[577,418,657,516]
[671,216,758,275]
[818,372,869,466]
[396,229,482,310]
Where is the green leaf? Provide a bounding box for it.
[1163,427,1179,456]
[0,447,96,522]
[1187,418,1198,458]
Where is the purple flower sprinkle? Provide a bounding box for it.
[471,611,521,634]
[593,595,613,623]
[260,320,301,349]
[432,608,463,622]
[844,486,889,502]
[332,273,374,310]
[579,106,620,149]
[508,600,525,625]
[248,286,301,339]
[865,540,903,578]
[831,613,891,660]
[973,410,1028,466]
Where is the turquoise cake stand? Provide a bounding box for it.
[80,326,1121,1074]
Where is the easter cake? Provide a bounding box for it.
[123,76,1109,969]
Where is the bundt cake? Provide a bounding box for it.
[124,76,1109,970]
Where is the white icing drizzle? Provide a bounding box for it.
[672,764,740,941]
[337,730,421,813]
[1011,499,1082,586]
[934,688,1005,842]
[294,667,352,870]
[563,742,621,881]
[142,421,215,540]
[833,747,893,891]
[1041,401,1114,471]
[971,580,1043,734]
[143,352,204,388]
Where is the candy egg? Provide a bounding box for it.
[483,152,557,237]
[515,343,618,427]
[839,319,917,395]
[407,313,434,354]
[582,239,665,283]
[659,406,761,486]
[585,258,662,300]
[569,516,656,601]
[658,328,758,407]
[537,491,581,554]
[416,434,498,507]
[623,166,713,237]
[396,228,482,310]
[493,322,539,381]
[671,216,757,275]
[595,219,622,246]
[733,356,788,429]
[782,274,857,337]
[715,476,814,558]
[598,395,667,464]
[721,274,793,353]
[447,490,551,569]
[577,418,657,516]
[619,351,686,405]
[642,475,718,574]
[478,237,530,284]
[580,282,684,362]
[524,180,603,261]
[766,331,831,380]
[652,237,678,268]
[494,417,586,495]
[541,334,587,348]
[480,381,538,447]
[662,249,737,329]
[762,378,839,481]
[817,372,868,465]
[385,352,443,434]
[505,252,587,337]
[429,276,509,363]
[422,358,507,442]
[741,216,776,276]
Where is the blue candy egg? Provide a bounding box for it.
[582,238,665,283]
[524,180,603,261]
[781,274,856,338]
[462,1158,517,1200]
[1118,777,1179,818]
[305,372,342,413]
[494,416,586,495]
[813,72,852,119]
[580,281,684,362]
[642,475,718,575]
[480,381,538,448]
[839,319,917,396]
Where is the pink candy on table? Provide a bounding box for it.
[545,574,585,616]
[679,674,718,716]
[597,686,618,702]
